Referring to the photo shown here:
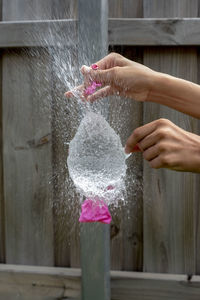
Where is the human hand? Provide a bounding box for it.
[125,118,200,172]
[65,52,157,102]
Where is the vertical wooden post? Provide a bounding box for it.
[78,1,110,300]
[0,0,5,264]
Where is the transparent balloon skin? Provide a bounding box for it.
[67,112,127,204]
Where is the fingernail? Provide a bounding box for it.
[125,146,130,154]
[81,65,90,73]
[91,64,99,70]
[133,144,141,152]
[64,92,71,98]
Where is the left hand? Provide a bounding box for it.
[125,118,200,172]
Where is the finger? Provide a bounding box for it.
[138,131,159,151]
[81,66,115,86]
[65,85,84,99]
[65,91,74,98]
[93,53,120,70]
[93,53,131,70]
[149,156,162,169]
[132,144,141,152]
[143,145,159,161]
[80,66,93,86]
[87,86,113,102]
[125,122,158,154]
[149,154,172,169]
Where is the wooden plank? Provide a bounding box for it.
[0,264,81,299]
[51,0,77,19]
[50,1,79,269]
[2,0,77,22]
[0,264,200,300]
[109,0,143,18]
[143,0,199,18]
[108,0,143,272]
[0,50,5,264]
[0,0,5,264]
[195,4,200,275]
[111,271,200,300]
[78,1,110,299]
[2,0,52,21]
[0,0,2,20]
[109,18,200,46]
[143,1,198,274]
[2,2,54,265]
[2,18,200,48]
[3,49,55,265]
[3,0,77,20]
[0,20,77,48]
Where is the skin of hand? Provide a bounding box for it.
[65,52,156,102]
[65,52,200,118]
[125,118,200,173]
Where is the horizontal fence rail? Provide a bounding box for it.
[0,264,200,300]
[1,18,200,47]
[0,19,77,47]
[109,18,200,45]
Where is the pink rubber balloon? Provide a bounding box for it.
[84,64,102,96]
[79,198,112,224]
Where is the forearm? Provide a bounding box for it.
[148,72,200,119]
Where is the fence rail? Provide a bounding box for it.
[1,18,200,48]
[0,264,200,300]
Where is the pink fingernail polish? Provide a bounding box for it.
[91,64,99,70]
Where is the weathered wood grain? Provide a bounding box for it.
[0,20,77,48]
[109,18,200,46]
[195,166,200,274]
[195,4,200,275]
[108,0,143,272]
[2,0,77,20]
[51,0,79,269]
[3,50,55,265]
[109,47,143,271]
[0,264,81,299]
[2,18,200,48]
[0,50,5,264]
[51,0,77,19]
[0,0,2,20]
[109,0,143,18]
[111,271,200,300]
[2,0,53,21]
[143,1,198,274]
[143,0,199,18]
[0,264,200,300]
[0,0,5,264]
[2,2,54,265]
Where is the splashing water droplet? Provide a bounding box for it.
[67,112,127,205]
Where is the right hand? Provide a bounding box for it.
[65,52,157,102]
[125,118,200,173]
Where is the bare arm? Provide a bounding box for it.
[65,53,200,172]
[66,53,200,119]
[148,72,200,119]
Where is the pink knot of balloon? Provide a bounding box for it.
[84,81,102,96]
[79,198,112,224]
[84,64,102,96]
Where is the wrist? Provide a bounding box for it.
[146,71,170,103]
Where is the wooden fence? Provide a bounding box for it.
[1,0,200,299]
